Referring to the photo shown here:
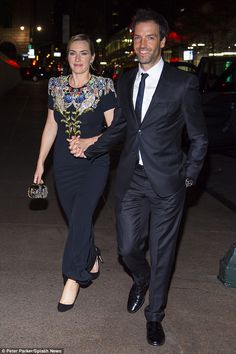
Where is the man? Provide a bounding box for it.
[72,8,208,347]
[113,9,208,346]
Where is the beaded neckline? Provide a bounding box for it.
[68,74,93,90]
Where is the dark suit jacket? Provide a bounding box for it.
[86,62,208,199]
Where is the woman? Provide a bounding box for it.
[34,34,117,312]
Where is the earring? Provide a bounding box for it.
[90,62,95,71]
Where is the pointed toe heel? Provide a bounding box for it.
[90,247,104,280]
[57,279,80,312]
[57,302,74,312]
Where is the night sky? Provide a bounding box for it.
[69,0,236,40]
[1,0,236,49]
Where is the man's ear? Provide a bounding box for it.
[160,37,166,49]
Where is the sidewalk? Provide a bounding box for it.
[0,82,236,354]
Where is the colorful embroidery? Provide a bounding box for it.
[48,75,115,138]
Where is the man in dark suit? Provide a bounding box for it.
[115,8,207,347]
[71,8,208,347]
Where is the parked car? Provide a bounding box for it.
[20,66,45,81]
[0,51,21,96]
[172,57,236,150]
[198,56,236,149]
[169,61,197,73]
[20,64,62,81]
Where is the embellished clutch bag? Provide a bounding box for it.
[28,183,48,199]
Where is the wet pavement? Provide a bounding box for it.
[0,81,236,354]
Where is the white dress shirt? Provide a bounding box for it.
[133,58,164,164]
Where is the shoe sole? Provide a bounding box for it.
[147,338,165,346]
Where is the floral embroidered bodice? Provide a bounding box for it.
[48,75,116,138]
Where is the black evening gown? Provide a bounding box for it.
[48,75,117,285]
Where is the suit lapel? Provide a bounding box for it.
[125,68,138,123]
[125,63,170,125]
[141,62,169,125]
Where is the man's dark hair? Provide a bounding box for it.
[132,8,169,40]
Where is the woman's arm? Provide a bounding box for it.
[34,109,58,183]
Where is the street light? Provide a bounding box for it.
[29,25,43,42]
[95,38,103,73]
[28,25,43,60]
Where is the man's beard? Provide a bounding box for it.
[137,54,153,64]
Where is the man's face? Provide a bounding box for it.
[133,20,166,70]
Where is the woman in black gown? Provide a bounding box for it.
[34,34,117,312]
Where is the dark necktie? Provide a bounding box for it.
[135,73,149,123]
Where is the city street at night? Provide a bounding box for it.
[0,80,236,354]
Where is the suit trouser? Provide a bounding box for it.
[116,166,186,322]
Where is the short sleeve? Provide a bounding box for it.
[100,78,117,112]
[48,77,54,110]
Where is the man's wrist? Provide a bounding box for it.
[185,177,194,188]
[83,150,91,159]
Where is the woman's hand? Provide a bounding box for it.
[67,135,101,158]
[67,136,86,158]
[33,108,57,184]
[33,162,44,184]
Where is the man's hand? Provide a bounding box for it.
[68,136,86,158]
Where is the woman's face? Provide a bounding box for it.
[67,40,95,75]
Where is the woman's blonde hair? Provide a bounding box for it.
[67,34,95,55]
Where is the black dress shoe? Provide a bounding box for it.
[146,321,165,346]
[127,283,148,313]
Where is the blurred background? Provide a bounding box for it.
[1,0,236,151]
[1,0,236,77]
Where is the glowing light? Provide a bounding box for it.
[5,59,20,69]
[168,32,182,42]
[209,52,236,56]
[170,57,180,62]
[184,50,193,60]
[20,26,25,31]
